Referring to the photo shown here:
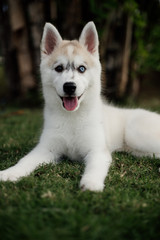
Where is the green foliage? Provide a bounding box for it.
[0,108,160,239]
[144,25,160,71]
[89,0,118,21]
[89,0,160,74]
[123,0,148,73]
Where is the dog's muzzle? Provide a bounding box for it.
[60,82,82,111]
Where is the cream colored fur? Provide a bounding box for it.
[0,22,160,191]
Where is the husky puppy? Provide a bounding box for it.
[0,22,160,191]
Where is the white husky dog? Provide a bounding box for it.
[0,22,160,191]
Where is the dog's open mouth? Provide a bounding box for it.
[60,96,82,111]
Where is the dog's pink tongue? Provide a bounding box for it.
[63,97,78,111]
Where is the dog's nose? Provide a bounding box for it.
[63,82,76,95]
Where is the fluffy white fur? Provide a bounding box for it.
[0,22,160,191]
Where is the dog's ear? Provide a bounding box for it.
[79,22,99,57]
[41,23,62,56]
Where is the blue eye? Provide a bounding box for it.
[78,65,86,73]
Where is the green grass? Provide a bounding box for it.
[0,108,160,240]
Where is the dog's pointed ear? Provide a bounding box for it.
[41,23,62,56]
[79,22,99,56]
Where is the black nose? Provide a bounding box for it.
[63,82,76,95]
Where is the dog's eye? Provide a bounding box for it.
[77,65,86,73]
[55,65,64,72]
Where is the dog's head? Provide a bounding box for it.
[40,22,101,112]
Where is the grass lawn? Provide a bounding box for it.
[0,107,160,240]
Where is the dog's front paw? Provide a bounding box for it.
[80,176,104,192]
[0,170,21,181]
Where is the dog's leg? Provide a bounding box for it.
[80,149,112,191]
[0,144,54,181]
[125,109,160,158]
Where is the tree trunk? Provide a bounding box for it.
[9,0,36,95]
[119,16,133,97]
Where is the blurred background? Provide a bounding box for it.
[0,0,160,108]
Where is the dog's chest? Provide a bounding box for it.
[49,115,87,159]
[60,125,86,160]
[45,109,104,160]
